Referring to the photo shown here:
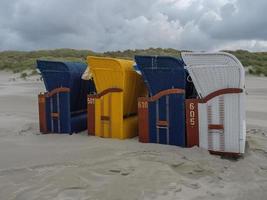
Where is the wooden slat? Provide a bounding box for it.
[101,116,110,121]
[138,99,149,143]
[45,87,70,98]
[209,150,241,158]
[199,88,243,103]
[139,88,185,103]
[87,96,95,135]
[156,120,168,127]
[51,112,59,118]
[71,109,87,115]
[208,124,224,130]
[108,93,112,138]
[38,94,48,133]
[89,88,123,98]
[185,99,199,147]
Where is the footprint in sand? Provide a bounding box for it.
[183,183,201,189]
[108,168,134,176]
[109,169,121,173]
[252,149,267,158]
[168,182,182,193]
[260,165,267,171]
[56,187,87,200]
[170,162,213,179]
[18,123,39,136]
[255,165,267,176]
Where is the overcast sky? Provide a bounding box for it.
[0,0,266,52]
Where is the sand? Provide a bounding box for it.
[0,71,267,200]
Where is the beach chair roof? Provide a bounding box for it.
[134,56,185,96]
[181,52,245,98]
[36,60,87,111]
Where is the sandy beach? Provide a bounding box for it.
[0,71,267,200]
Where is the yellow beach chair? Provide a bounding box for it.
[86,56,147,139]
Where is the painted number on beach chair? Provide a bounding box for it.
[87,97,95,104]
[189,103,196,126]
[138,101,148,109]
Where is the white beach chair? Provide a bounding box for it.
[182,52,246,155]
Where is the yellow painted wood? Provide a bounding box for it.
[123,116,138,139]
[86,56,147,139]
[94,97,102,138]
[110,92,123,139]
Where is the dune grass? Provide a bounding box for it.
[0,48,266,76]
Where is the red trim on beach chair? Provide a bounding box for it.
[38,94,48,133]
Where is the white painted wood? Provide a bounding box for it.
[182,52,246,154]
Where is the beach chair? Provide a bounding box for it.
[86,56,147,139]
[135,56,186,147]
[182,52,246,155]
[37,60,95,134]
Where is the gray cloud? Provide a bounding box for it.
[0,0,267,51]
[201,0,267,41]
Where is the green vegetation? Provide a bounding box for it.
[0,49,101,75]
[227,50,267,76]
[103,48,182,60]
[0,48,266,76]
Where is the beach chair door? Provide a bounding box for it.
[148,93,185,146]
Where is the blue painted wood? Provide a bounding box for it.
[135,56,186,147]
[37,60,96,134]
[134,56,185,96]
[147,93,185,146]
[59,92,71,133]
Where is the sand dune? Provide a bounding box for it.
[0,72,267,200]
